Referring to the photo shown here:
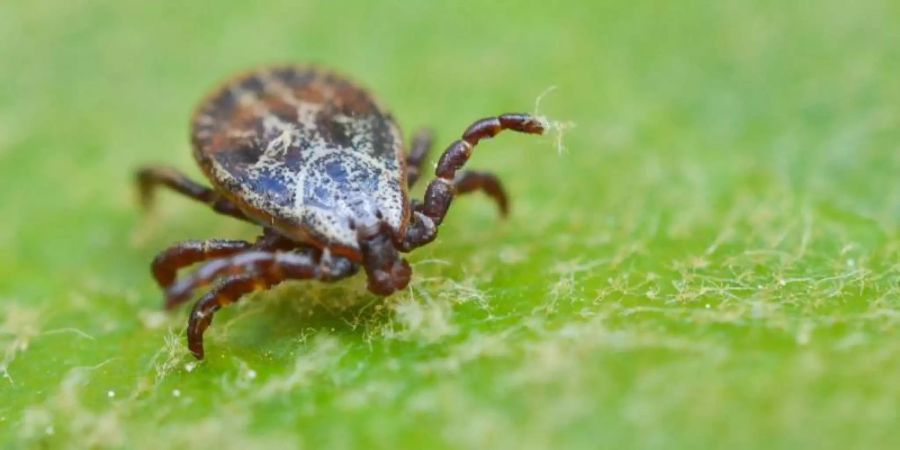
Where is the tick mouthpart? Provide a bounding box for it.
[366,258,412,296]
[353,220,385,241]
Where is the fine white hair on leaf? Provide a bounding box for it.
[533,85,558,114]
[1,305,42,385]
[532,85,576,156]
[40,328,96,340]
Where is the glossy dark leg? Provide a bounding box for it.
[135,165,249,222]
[453,170,509,216]
[149,228,297,291]
[402,113,545,249]
[187,275,262,359]
[165,247,357,309]
[183,250,358,359]
[151,239,254,289]
[405,128,434,187]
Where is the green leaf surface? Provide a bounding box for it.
[1,0,898,449]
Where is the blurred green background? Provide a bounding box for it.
[1,0,898,449]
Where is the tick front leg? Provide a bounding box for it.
[135,165,249,222]
[406,128,434,188]
[397,171,507,251]
[422,114,543,225]
[183,251,358,359]
[402,114,545,250]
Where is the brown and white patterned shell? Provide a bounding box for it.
[191,66,408,257]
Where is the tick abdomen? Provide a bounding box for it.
[191,67,408,252]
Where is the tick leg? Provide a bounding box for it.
[453,170,509,216]
[151,239,254,289]
[406,128,434,188]
[184,251,358,359]
[135,165,249,222]
[150,229,295,290]
[187,274,267,359]
[166,248,357,310]
[402,113,545,249]
[397,171,507,251]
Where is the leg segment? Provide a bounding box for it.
[149,229,296,290]
[184,251,358,359]
[135,165,249,222]
[165,248,357,309]
[401,113,546,250]
[151,239,254,289]
[405,128,434,187]
[187,275,261,359]
[453,170,509,216]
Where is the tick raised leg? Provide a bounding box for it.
[424,114,543,224]
[402,113,545,249]
[136,165,249,222]
[406,128,434,187]
[183,250,358,359]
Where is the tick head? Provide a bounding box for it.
[359,226,411,296]
[366,257,411,296]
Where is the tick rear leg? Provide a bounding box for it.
[135,165,249,222]
[150,229,294,291]
[402,114,546,249]
[184,251,358,359]
[151,239,254,289]
[166,248,357,309]
[453,170,509,216]
[406,128,434,188]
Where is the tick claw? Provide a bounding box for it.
[188,340,205,360]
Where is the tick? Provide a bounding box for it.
[137,65,547,358]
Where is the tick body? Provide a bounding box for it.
[137,65,547,358]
